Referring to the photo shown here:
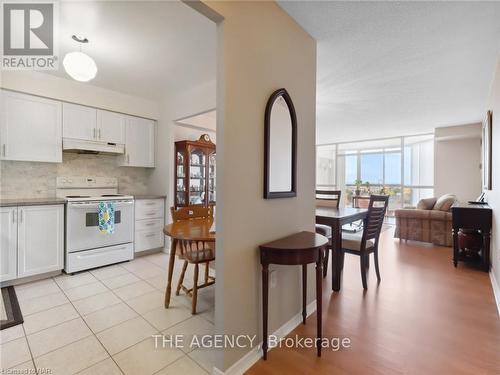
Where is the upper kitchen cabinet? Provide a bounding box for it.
[64,105,125,145]
[0,90,62,163]
[97,109,125,144]
[120,116,155,167]
[63,102,97,141]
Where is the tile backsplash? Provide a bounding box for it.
[0,152,153,199]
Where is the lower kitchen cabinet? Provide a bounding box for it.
[134,198,165,253]
[0,207,18,282]
[0,204,64,282]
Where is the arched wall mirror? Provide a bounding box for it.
[264,88,297,199]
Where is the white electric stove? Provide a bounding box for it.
[56,176,134,273]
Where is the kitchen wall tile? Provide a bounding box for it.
[0,153,153,199]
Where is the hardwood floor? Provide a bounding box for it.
[247,228,500,375]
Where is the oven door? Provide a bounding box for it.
[66,200,134,253]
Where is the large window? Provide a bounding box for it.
[316,144,336,188]
[316,134,434,218]
[360,153,383,184]
[403,134,434,207]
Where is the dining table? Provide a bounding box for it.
[163,217,215,308]
[316,207,368,291]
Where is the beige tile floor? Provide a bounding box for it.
[0,253,215,375]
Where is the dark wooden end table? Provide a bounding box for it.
[259,231,328,360]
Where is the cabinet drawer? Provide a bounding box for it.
[135,218,163,232]
[135,229,164,252]
[66,243,133,273]
[135,199,164,220]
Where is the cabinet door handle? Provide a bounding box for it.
[2,144,5,157]
[98,129,101,139]
[12,210,16,224]
[19,209,23,223]
[93,128,96,139]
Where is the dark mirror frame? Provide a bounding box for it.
[264,88,297,199]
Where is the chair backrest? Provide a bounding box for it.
[177,239,215,259]
[316,190,341,209]
[170,206,213,222]
[362,195,389,245]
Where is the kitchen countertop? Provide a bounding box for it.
[132,195,167,200]
[0,197,67,207]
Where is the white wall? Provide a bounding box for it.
[0,71,159,119]
[486,59,500,309]
[434,123,482,201]
[196,1,317,371]
[148,79,216,217]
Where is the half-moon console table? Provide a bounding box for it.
[259,231,328,360]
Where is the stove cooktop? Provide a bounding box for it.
[65,194,134,202]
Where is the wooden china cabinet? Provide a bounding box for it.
[174,134,216,208]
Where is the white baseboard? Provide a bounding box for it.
[489,271,500,316]
[212,300,317,375]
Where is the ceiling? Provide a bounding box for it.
[279,1,500,143]
[47,1,216,101]
[176,109,216,131]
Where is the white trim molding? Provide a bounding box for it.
[212,300,317,375]
[489,271,500,316]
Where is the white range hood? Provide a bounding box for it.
[63,138,125,154]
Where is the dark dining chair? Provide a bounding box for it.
[315,190,341,277]
[338,195,389,289]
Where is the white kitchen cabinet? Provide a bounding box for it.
[134,198,165,253]
[64,105,126,145]
[63,102,97,141]
[121,117,155,167]
[17,205,64,278]
[0,90,62,163]
[97,110,125,144]
[0,207,18,282]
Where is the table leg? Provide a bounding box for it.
[332,224,342,291]
[316,250,323,357]
[452,228,458,267]
[262,263,269,360]
[164,238,177,308]
[302,264,307,325]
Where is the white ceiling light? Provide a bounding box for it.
[63,35,97,82]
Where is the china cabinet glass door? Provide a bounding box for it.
[176,150,186,206]
[189,147,207,206]
[208,151,216,205]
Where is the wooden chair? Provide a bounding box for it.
[176,239,215,314]
[170,206,214,314]
[315,190,341,277]
[315,190,341,209]
[170,206,213,222]
[338,195,389,289]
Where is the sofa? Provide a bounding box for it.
[394,194,456,247]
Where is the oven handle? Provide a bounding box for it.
[75,246,130,258]
[68,201,134,209]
